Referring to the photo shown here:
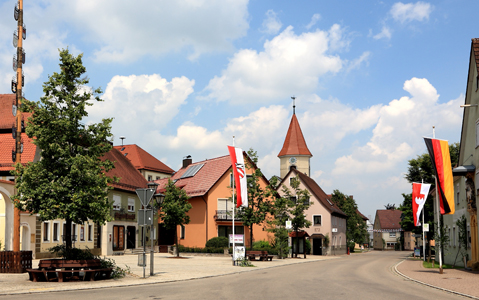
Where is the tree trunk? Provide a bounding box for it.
[175,226,179,257]
[250,225,253,250]
[65,218,72,252]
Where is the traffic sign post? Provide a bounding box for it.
[136,187,156,278]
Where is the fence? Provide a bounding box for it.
[0,251,32,273]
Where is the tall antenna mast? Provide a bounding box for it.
[12,0,26,253]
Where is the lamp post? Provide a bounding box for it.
[147,181,164,276]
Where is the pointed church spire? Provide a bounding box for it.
[278,100,312,158]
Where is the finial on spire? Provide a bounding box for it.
[291,96,296,114]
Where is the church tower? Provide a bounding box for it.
[278,98,312,178]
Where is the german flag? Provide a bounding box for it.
[424,138,454,215]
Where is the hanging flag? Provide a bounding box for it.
[227,146,248,208]
[424,138,455,215]
[412,183,431,226]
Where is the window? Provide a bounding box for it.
[43,222,50,242]
[217,198,234,212]
[389,232,396,238]
[148,175,152,181]
[80,225,85,241]
[247,175,253,188]
[113,194,121,211]
[53,222,59,242]
[313,215,322,225]
[180,225,185,239]
[290,177,299,187]
[156,176,160,180]
[303,197,310,206]
[88,224,93,241]
[128,198,135,212]
[448,228,451,246]
[113,225,125,251]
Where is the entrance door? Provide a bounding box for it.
[127,226,136,249]
[158,224,175,247]
[312,238,323,255]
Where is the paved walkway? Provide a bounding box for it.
[0,252,478,298]
[395,257,479,299]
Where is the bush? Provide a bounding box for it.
[205,237,229,248]
[305,239,311,255]
[178,245,225,254]
[252,240,278,255]
[48,245,95,260]
[348,242,355,253]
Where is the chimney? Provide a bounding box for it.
[183,155,192,168]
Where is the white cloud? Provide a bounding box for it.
[346,51,371,72]
[332,77,462,175]
[306,14,321,30]
[86,74,195,142]
[17,0,249,64]
[202,25,347,104]
[260,10,282,35]
[390,2,433,23]
[373,26,392,40]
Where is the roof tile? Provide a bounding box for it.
[113,144,174,174]
[0,133,37,171]
[376,209,402,230]
[102,148,148,192]
[278,114,312,157]
[0,94,32,130]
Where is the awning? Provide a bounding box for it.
[309,233,325,239]
[452,165,475,176]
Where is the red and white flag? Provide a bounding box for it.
[412,183,431,226]
[227,146,248,208]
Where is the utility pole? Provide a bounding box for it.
[12,0,26,254]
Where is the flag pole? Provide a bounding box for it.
[232,136,236,266]
[422,179,425,262]
[433,126,443,274]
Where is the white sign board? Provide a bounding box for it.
[233,246,245,261]
[332,228,338,233]
[285,221,292,229]
[229,234,244,244]
[423,223,429,232]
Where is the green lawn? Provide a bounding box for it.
[422,261,461,269]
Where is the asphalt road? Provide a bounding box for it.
[2,251,463,300]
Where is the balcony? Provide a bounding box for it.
[214,210,243,221]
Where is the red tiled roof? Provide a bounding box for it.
[0,133,37,171]
[113,144,174,174]
[287,169,347,218]
[473,38,479,75]
[102,147,148,192]
[154,155,233,197]
[376,209,402,230]
[356,209,369,221]
[0,94,33,130]
[289,231,310,238]
[278,114,312,157]
[0,179,14,185]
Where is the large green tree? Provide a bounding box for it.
[12,49,115,251]
[239,149,274,250]
[160,179,192,257]
[330,190,368,246]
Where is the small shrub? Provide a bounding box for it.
[205,237,229,248]
[348,242,355,253]
[236,257,255,267]
[305,239,311,255]
[98,257,130,279]
[48,245,95,260]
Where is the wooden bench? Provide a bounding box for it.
[246,250,273,261]
[27,268,112,282]
[27,259,112,282]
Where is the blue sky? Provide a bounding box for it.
[1,0,477,219]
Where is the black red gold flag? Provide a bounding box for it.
[424,138,454,215]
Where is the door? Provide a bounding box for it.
[127,226,136,249]
[312,238,323,255]
[158,224,175,246]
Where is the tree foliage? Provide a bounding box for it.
[238,149,274,249]
[330,190,368,245]
[266,179,291,258]
[12,49,115,250]
[160,179,192,257]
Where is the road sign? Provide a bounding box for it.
[136,188,155,207]
[138,209,154,226]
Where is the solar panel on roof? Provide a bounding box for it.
[180,163,204,179]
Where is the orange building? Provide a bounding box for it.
[154,154,272,249]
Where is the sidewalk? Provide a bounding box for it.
[395,257,479,299]
[0,253,338,296]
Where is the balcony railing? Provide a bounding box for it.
[214,210,243,221]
